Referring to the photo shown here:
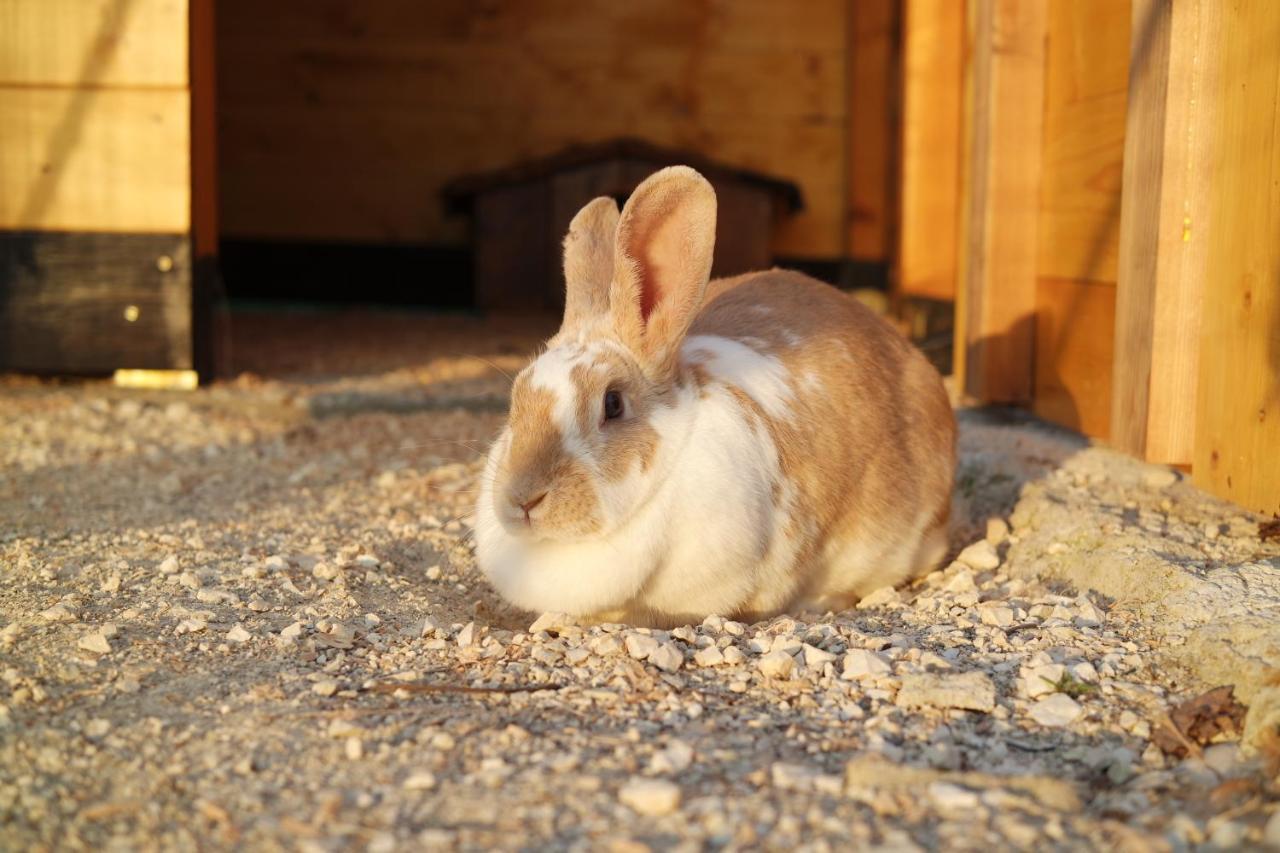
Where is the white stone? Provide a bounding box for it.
[1067,661,1099,683]
[1143,467,1179,488]
[345,736,364,760]
[175,618,207,635]
[802,644,837,668]
[456,622,475,648]
[857,586,901,609]
[528,612,572,633]
[618,778,681,816]
[758,649,796,679]
[649,740,694,774]
[279,621,305,640]
[722,646,747,665]
[841,649,891,679]
[1021,663,1066,698]
[77,632,112,654]
[39,604,77,623]
[649,643,684,673]
[312,680,338,697]
[929,781,981,815]
[158,556,180,575]
[979,606,1015,628]
[85,718,112,738]
[943,570,977,594]
[403,772,437,791]
[625,633,660,660]
[985,518,1010,545]
[693,646,725,667]
[956,540,1000,571]
[895,671,995,712]
[1029,693,1083,727]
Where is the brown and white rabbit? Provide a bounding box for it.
[475,166,955,627]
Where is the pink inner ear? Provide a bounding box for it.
[633,217,683,324]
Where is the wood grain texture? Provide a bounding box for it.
[0,231,192,373]
[955,0,1047,403]
[1037,0,1130,285]
[847,0,899,261]
[1111,0,1217,464]
[1033,277,1115,438]
[897,0,963,300]
[0,87,190,232]
[1193,0,1280,515]
[214,0,855,257]
[0,0,187,88]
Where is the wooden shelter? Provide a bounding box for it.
[442,139,803,311]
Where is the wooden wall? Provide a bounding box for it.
[1030,0,1130,438]
[0,0,191,233]
[215,0,897,263]
[0,0,201,375]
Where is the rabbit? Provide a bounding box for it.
[474,166,955,628]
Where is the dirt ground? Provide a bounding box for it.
[1,308,1278,851]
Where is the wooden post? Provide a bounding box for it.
[954,0,1046,403]
[1192,0,1280,515]
[897,0,963,302]
[1111,0,1218,464]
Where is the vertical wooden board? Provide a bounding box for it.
[847,0,899,261]
[1033,278,1115,438]
[1036,0,1130,284]
[897,0,963,300]
[0,0,188,87]
[190,0,218,259]
[0,88,191,232]
[1193,0,1280,515]
[1111,0,1217,464]
[955,0,1047,403]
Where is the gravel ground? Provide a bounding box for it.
[2,310,1278,851]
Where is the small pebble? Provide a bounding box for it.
[757,649,796,679]
[956,540,1000,571]
[618,778,681,816]
[1029,693,1083,727]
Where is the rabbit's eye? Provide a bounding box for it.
[602,389,624,421]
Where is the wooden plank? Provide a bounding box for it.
[214,0,849,257]
[0,231,192,373]
[954,0,1047,403]
[847,0,899,262]
[1193,0,1280,515]
[897,0,963,300]
[1037,0,1130,284]
[1033,278,1115,438]
[1111,0,1218,464]
[190,0,218,258]
[0,87,190,232]
[0,0,187,88]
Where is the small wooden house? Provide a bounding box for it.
[442,139,803,311]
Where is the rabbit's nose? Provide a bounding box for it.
[518,492,547,514]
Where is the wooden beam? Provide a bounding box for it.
[1111,0,1218,464]
[955,0,1046,402]
[0,0,188,88]
[847,0,899,263]
[1192,0,1280,515]
[896,0,963,301]
[0,87,190,232]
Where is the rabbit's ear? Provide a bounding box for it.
[561,196,620,332]
[611,167,717,375]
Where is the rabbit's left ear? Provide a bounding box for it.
[611,167,717,377]
[561,196,620,333]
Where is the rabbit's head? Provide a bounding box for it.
[484,167,717,544]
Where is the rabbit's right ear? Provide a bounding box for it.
[561,196,619,332]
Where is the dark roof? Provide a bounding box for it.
[441,137,804,214]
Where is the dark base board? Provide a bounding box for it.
[1,231,193,374]
[219,240,473,307]
[217,240,887,309]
